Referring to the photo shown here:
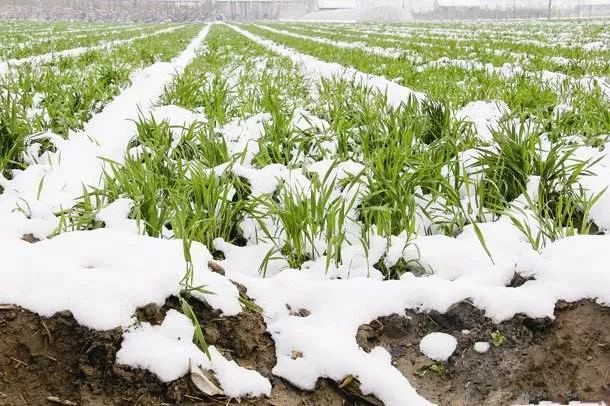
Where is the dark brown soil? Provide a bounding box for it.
[357,300,610,405]
[0,299,346,406]
[1,298,608,406]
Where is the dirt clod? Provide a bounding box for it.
[20,233,40,244]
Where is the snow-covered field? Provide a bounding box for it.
[0,19,609,405]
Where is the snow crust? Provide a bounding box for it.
[0,25,244,329]
[419,332,457,361]
[262,25,610,105]
[454,100,509,142]
[219,229,610,405]
[257,25,403,59]
[2,21,610,405]
[209,25,610,403]
[96,198,139,233]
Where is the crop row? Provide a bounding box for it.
[244,23,610,144]
[48,23,608,276]
[267,22,610,76]
[0,23,178,60]
[0,24,202,177]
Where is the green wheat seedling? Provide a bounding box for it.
[0,89,32,177]
[171,163,252,249]
[256,163,358,271]
[178,235,211,358]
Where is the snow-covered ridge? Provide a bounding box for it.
[328,22,610,51]
[255,24,404,59]
[219,221,610,405]
[0,22,274,400]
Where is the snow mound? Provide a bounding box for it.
[419,332,457,361]
[454,100,509,143]
[299,6,412,22]
[474,342,490,353]
[0,228,242,330]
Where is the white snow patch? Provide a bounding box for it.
[419,332,457,361]
[96,198,139,234]
[0,229,241,330]
[454,100,509,143]
[0,25,188,77]
[473,341,490,353]
[0,25,211,240]
[223,230,610,405]
[582,41,607,51]
[148,105,207,148]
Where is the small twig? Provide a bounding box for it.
[46,396,78,405]
[426,313,441,328]
[9,357,28,367]
[0,391,7,397]
[0,304,16,311]
[40,317,53,343]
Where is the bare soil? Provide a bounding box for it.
[357,300,610,405]
[0,297,608,406]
